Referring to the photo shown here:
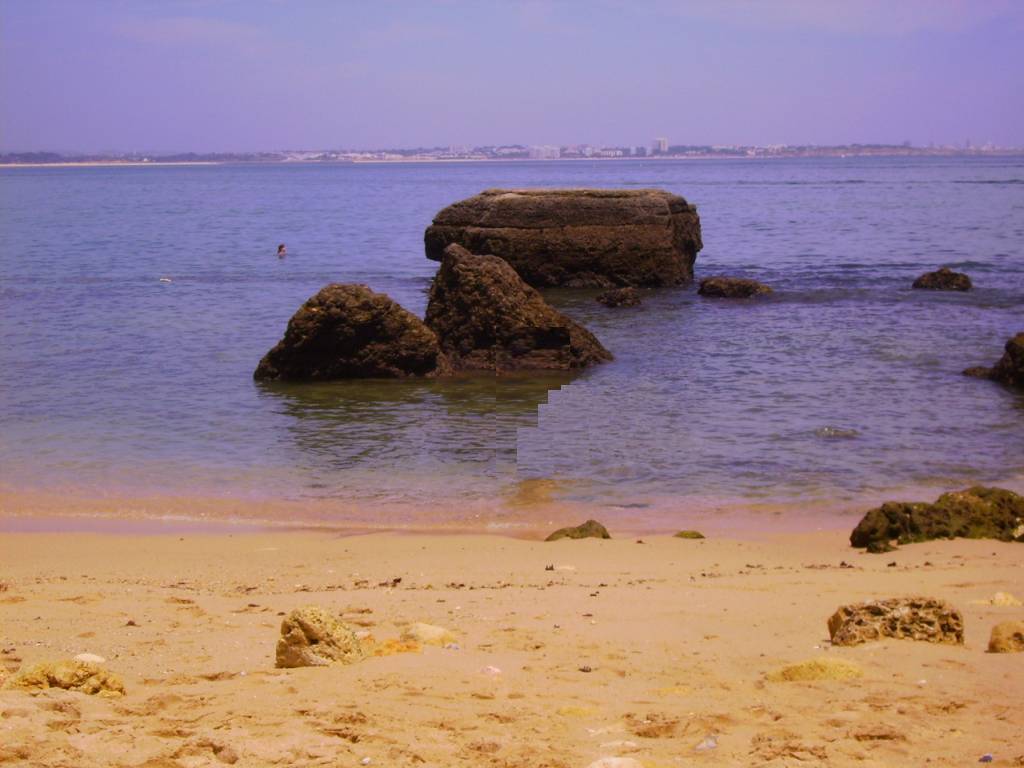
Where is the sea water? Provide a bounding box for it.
[1,157,1022,521]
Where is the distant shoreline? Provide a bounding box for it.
[3,152,1024,169]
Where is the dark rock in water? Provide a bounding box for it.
[425,244,612,373]
[254,284,447,381]
[912,266,972,291]
[673,530,705,539]
[545,519,611,541]
[698,276,773,298]
[827,597,964,646]
[962,365,995,379]
[424,188,703,288]
[963,332,1024,388]
[850,486,1024,552]
[596,287,641,308]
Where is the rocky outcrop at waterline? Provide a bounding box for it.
[425,244,612,373]
[698,276,773,298]
[254,284,448,381]
[849,486,1024,553]
[424,188,703,288]
[912,266,972,291]
[963,332,1024,388]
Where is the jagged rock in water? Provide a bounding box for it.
[424,188,702,288]
[545,519,611,541]
[827,597,964,646]
[275,606,365,668]
[849,486,1024,552]
[425,244,612,372]
[254,284,448,381]
[596,287,642,307]
[5,659,126,697]
[962,332,1024,388]
[988,620,1024,653]
[912,266,972,291]
[698,276,773,298]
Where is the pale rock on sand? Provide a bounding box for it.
[400,622,456,646]
[987,620,1024,653]
[275,606,365,668]
[766,657,864,682]
[827,596,964,646]
[586,758,644,768]
[4,659,125,697]
[73,653,106,664]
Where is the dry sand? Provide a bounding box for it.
[1,526,1022,767]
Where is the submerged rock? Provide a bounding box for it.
[912,266,972,291]
[698,276,772,298]
[673,530,706,539]
[424,188,702,288]
[849,486,1024,552]
[275,606,365,668]
[962,332,1024,388]
[987,620,1024,653]
[596,287,641,308]
[254,284,447,381]
[766,657,863,682]
[827,597,964,646]
[425,244,612,372]
[545,519,611,541]
[5,659,126,697]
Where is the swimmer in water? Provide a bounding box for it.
[277,244,287,258]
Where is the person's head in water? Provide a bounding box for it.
[277,244,287,257]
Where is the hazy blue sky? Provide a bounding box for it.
[2,0,1022,152]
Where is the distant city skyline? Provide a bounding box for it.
[2,1,1023,152]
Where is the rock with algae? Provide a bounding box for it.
[545,519,611,541]
[766,657,863,682]
[275,606,366,668]
[698,276,772,298]
[5,659,126,697]
[850,486,1024,552]
[673,530,706,539]
[987,621,1024,653]
[827,597,964,647]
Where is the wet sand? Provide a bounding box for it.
[1,526,1022,767]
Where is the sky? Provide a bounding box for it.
[1,0,1023,152]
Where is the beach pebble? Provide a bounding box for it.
[695,734,718,751]
[401,622,456,646]
[480,665,502,677]
[585,759,643,768]
[597,740,639,752]
[73,653,106,664]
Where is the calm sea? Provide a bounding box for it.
[1,158,1022,524]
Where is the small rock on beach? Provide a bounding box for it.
[275,606,365,668]
[545,519,612,541]
[987,620,1024,653]
[827,597,964,646]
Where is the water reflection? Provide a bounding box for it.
[255,372,576,497]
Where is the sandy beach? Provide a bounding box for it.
[1,523,1021,768]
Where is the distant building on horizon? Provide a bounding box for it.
[528,145,561,159]
[652,137,668,155]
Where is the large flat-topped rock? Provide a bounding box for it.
[425,188,702,288]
